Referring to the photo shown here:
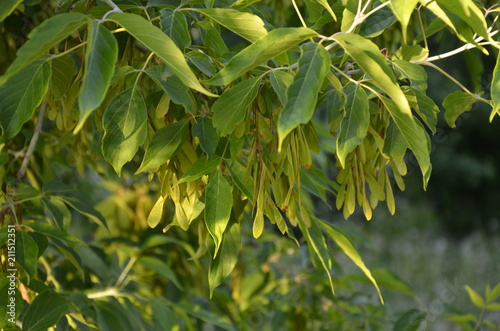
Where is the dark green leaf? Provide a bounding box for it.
[102,87,148,175]
[413,88,439,133]
[193,117,219,158]
[146,66,195,113]
[136,119,189,173]
[160,9,191,49]
[208,218,240,297]
[360,2,396,38]
[42,197,72,231]
[277,43,330,148]
[0,0,23,22]
[77,21,118,132]
[213,75,263,136]
[15,231,38,282]
[383,118,408,158]
[138,256,183,290]
[392,60,427,92]
[0,60,51,139]
[23,291,70,331]
[206,27,317,85]
[108,13,217,97]
[270,70,294,105]
[0,13,86,85]
[0,272,23,328]
[179,155,220,183]
[186,51,217,76]
[54,196,108,230]
[25,221,84,247]
[393,309,426,331]
[226,160,254,202]
[205,171,233,257]
[50,55,77,101]
[443,91,477,128]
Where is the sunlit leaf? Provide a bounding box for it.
[413,88,439,133]
[136,119,189,173]
[0,59,51,139]
[390,0,419,42]
[205,171,233,257]
[443,91,477,128]
[192,8,267,42]
[206,27,317,85]
[336,83,369,168]
[42,197,72,231]
[360,2,396,38]
[102,87,148,175]
[147,196,166,228]
[208,219,240,297]
[108,13,217,97]
[231,0,262,10]
[213,75,263,136]
[465,285,485,308]
[277,43,330,149]
[77,21,118,133]
[490,52,500,120]
[179,155,220,183]
[0,13,86,85]
[22,291,70,331]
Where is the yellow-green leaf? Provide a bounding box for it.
[0,0,23,22]
[465,285,485,308]
[390,0,419,42]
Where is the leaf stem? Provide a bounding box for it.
[17,103,46,180]
[100,0,123,22]
[114,255,139,288]
[291,0,308,29]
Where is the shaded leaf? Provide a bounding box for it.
[0,59,51,139]
[42,196,72,231]
[270,70,294,105]
[227,160,254,202]
[54,196,108,230]
[0,13,86,85]
[15,231,38,282]
[490,52,500,120]
[23,291,70,331]
[193,117,219,158]
[213,75,263,136]
[138,256,183,290]
[109,13,217,97]
[205,171,232,257]
[207,27,317,85]
[0,0,23,22]
[179,155,220,183]
[136,119,189,173]
[146,66,195,113]
[393,309,426,331]
[383,117,408,158]
[50,55,77,100]
[443,91,477,128]
[102,87,148,175]
[25,221,84,247]
[413,88,439,133]
[160,9,191,49]
[77,21,118,132]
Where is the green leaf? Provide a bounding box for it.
[138,256,183,290]
[0,59,51,139]
[486,303,500,310]
[380,96,431,188]
[42,197,72,231]
[393,309,426,331]
[231,0,262,10]
[15,231,38,282]
[213,75,263,136]
[25,221,84,247]
[50,55,77,101]
[147,195,166,228]
[0,13,86,85]
[390,0,419,42]
[146,66,195,113]
[160,9,191,49]
[0,273,23,328]
[277,43,329,149]
[319,220,384,303]
[332,33,412,118]
[392,60,427,92]
[76,21,118,133]
[371,268,414,297]
[186,51,217,76]
[136,119,189,173]
[208,218,240,297]
[316,0,337,21]
[192,8,267,42]
[0,0,23,22]
[465,285,485,308]
[360,2,396,38]
[108,13,217,97]
[205,171,233,258]
[192,117,219,158]
[22,291,70,331]
[383,118,408,158]
[53,196,108,230]
[227,160,254,202]
[269,70,294,105]
[206,27,317,85]
[487,283,500,302]
[179,155,220,183]
[336,83,370,168]
[443,91,477,128]
[490,52,500,120]
[298,217,334,296]
[102,87,148,175]
[413,88,439,133]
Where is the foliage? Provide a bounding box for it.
[0,0,499,329]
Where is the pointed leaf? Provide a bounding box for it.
[147,196,166,228]
[179,155,220,183]
[192,117,219,158]
[393,309,426,331]
[443,91,477,128]
[413,88,439,133]
[50,55,77,100]
[53,196,108,230]
[0,13,86,85]
[277,43,329,148]
[392,60,428,92]
[270,70,294,105]
[204,171,233,257]
[316,0,337,21]
[207,27,317,85]
[390,0,419,41]
[136,119,189,173]
[77,21,118,132]
[160,9,191,49]
[0,60,51,139]
[16,231,38,282]
[491,52,500,120]
[436,0,491,41]
[22,291,70,331]
[332,33,412,118]
[208,219,240,297]
[26,221,84,247]
[102,87,148,175]
[336,83,369,168]
[108,13,217,97]
[138,256,183,290]
[0,0,23,22]
[227,160,254,202]
[319,220,384,303]
[42,196,72,231]
[193,8,267,42]
[383,118,408,158]
[465,285,485,308]
[213,75,263,136]
[146,66,195,113]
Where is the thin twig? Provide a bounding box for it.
[17,104,46,179]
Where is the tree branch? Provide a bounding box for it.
[17,103,46,179]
